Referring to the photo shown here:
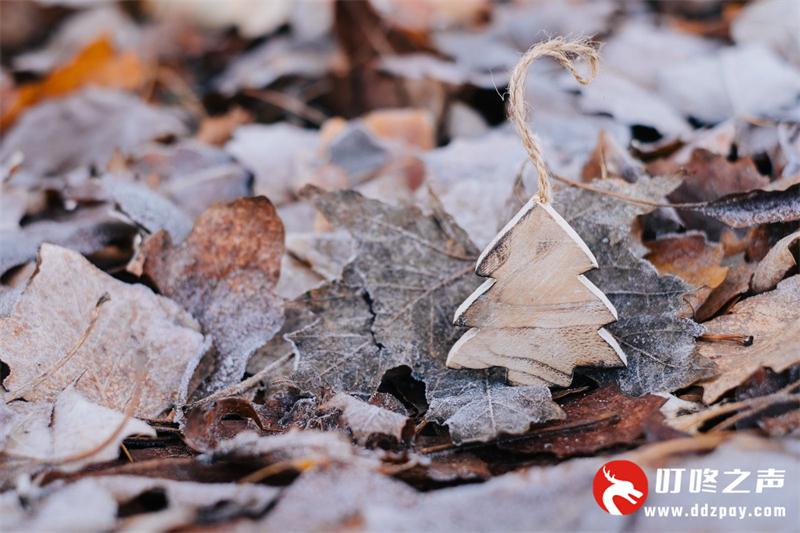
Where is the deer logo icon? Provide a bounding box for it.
[593,460,648,515]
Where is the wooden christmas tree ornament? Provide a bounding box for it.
[446,39,627,387]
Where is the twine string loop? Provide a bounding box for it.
[508,38,600,204]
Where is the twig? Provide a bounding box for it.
[238,457,320,484]
[550,171,702,209]
[190,351,294,408]
[120,443,134,463]
[698,333,754,346]
[47,356,146,466]
[6,293,110,403]
[517,159,703,209]
[243,88,328,125]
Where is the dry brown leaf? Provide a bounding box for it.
[698,275,800,403]
[0,244,209,418]
[196,107,252,146]
[670,149,770,202]
[581,129,645,183]
[645,231,729,289]
[141,197,285,394]
[119,140,252,219]
[693,183,800,229]
[695,261,755,322]
[751,228,800,293]
[498,385,672,458]
[182,398,266,453]
[668,148,771,237]
[361,108,435,150]
[1,35,148,129]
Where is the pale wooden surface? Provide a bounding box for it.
[447,199,627,386]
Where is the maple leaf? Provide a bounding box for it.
[426,369,565,444]
[288,186,564,443]
[551,177,717,394]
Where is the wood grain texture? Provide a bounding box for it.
[447,199,626,386]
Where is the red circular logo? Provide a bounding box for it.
[593,460,648,515]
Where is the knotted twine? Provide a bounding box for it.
[507,38,600,204]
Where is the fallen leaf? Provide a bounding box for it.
[3,474,278,532]
[12,5,142,74]
[1,35,148,129]
[602,20,719,90]
[671,149,770,203]
[0,244,209,418]
[693,182,800,228]
[289,187,564,443]
[426,370,565,445]
[581,129,645,183]
[324,393,412,446]
[361,108,436,150]
[225,123,319,204]
[196,107,252,146]
[548,177,715,395]
[421,131,526,248]
[211,428,383,472]
[358,435,797,532]
[656,44,800,124]
[214,36,336,95]
[751,228,800,292]
[2,385,155,475]
[695,261,756,322]
[1,476,118,531]
[260,464,419,531]
[579,71,690,138]
[123,139,252,218]
[287,273,386,396]
[0,206,135,277]
[285,230,356,281]
[1,88,186,185]
[645,231,729,289]
[182,398,266,453]
[669,148,771,237]
[96,475,278,529]
[498,385,671,458]
[732,0,800,67]
[141,197,285,394]
[105,178,193,243]
[698,274,800,403]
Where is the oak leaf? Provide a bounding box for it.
[141,197,285,394]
